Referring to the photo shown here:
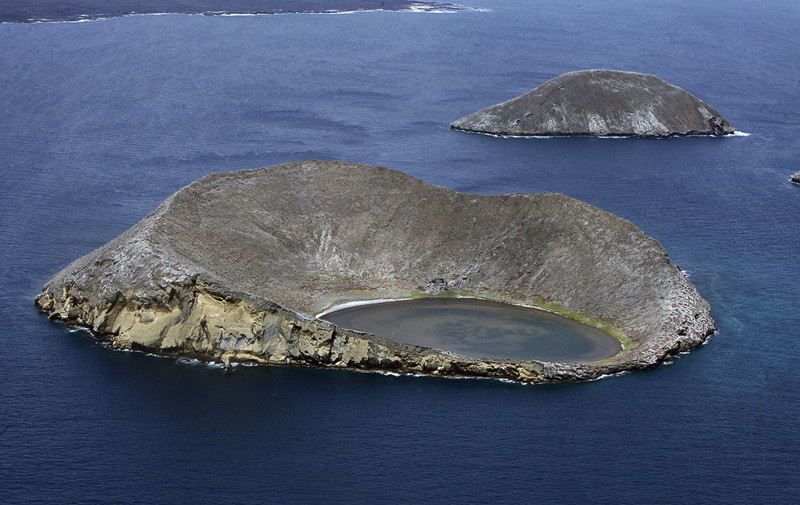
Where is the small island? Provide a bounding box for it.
[451,69,735,138]
[35,161,715,383]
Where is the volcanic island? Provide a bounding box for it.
[36,161,715,383]
[451,69,735,138]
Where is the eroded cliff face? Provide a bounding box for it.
[34,280,560,381]
[35,161,715,383]
[451,69,735,137]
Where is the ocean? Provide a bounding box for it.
[1,1,798,503]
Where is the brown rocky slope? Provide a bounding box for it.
[35,161,715,382]
[451,69,735,137]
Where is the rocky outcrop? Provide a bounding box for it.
[451,69,735,137]
[791,171,800,184]
[35,160,715,383]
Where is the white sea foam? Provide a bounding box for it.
[176,357,203,366]
[463,130,635,139]
[5,3,487,25]
[373,369,529,384]
[733,131,751,136]
[404,3,490,13]
[315,3,488,15]
[700,329,719,345]
[8,12,175,24]
[467,131,561,139]
[368,366,584,386]
[589,370,630,381]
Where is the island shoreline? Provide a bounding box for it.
[35,161,716,383]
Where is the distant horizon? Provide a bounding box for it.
[0,0,465,23]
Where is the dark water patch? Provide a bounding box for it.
[0,0,466,23]
[323,298,621,362]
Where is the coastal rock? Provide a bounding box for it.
[35,161,715,383]
[451,69,735,137]
[424,278,449,295]
[791,171,800,184]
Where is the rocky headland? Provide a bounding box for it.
[451,69,735,138]
[36,160,715,383]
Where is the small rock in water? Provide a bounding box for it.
[791,171,800,184]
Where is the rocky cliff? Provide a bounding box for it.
[451,69,735,137]
[35,161,715,382]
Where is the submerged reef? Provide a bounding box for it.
[451,69,735,138]
[36,161,715,382]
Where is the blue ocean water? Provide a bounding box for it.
[1,1,798,503]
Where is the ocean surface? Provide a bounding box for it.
[1,0,798,503]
